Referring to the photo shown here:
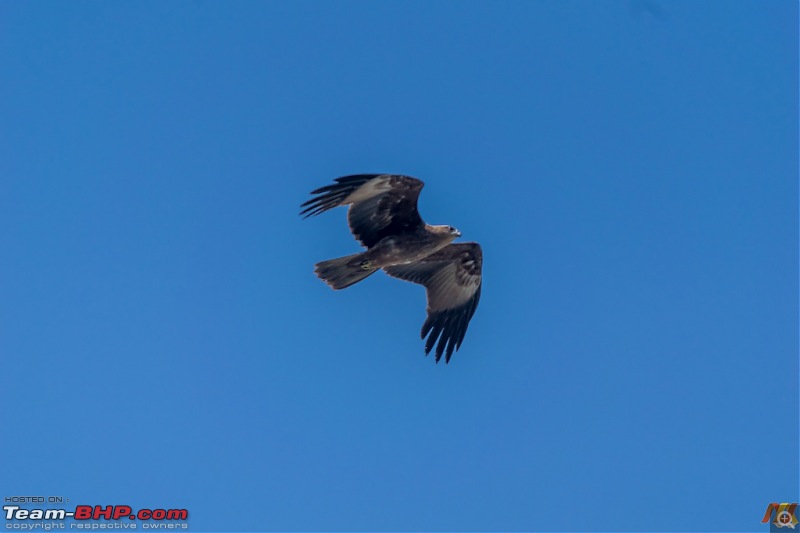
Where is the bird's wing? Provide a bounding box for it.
[383,242,482,363]
[300,174,424,248]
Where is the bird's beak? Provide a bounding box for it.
[455,230,462,238]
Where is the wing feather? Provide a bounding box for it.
[384,242,482,363]
[300,174,424,247]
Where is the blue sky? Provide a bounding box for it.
[1,1,797,531]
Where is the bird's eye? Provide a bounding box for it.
[449,226,456,232]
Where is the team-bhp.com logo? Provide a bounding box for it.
[763,503,799,529]
[4,504,188,527]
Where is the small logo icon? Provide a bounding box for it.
[763,503,799,529]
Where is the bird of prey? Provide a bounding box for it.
[301,174,483,363]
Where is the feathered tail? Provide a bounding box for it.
[314,252,378,290]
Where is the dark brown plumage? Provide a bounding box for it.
[301,174,483,363]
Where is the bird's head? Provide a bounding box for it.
[430,224,462,239]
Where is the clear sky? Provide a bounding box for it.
[1,1,797,532]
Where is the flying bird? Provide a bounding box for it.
[301,174,482,363]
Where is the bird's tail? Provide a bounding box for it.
[314,252,378,290]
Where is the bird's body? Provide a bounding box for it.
[301,174,482,363]
[361,225,459,268]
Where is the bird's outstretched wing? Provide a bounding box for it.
[300,174,424,248]
[383,242,482,363]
